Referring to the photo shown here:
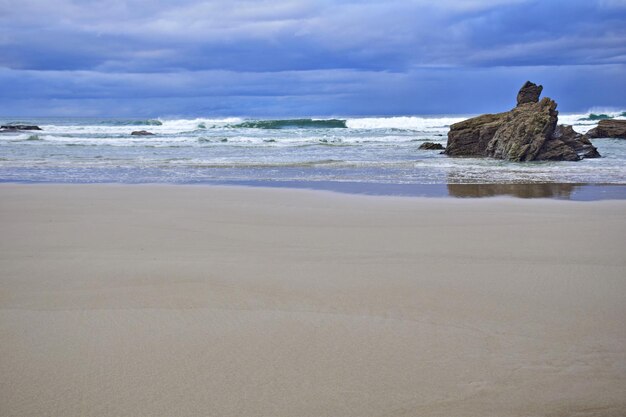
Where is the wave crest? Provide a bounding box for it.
[345,116,466,130]
[576,111,626,121]
[98,119,163,126]
[231,119,347,129]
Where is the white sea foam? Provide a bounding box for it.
[33,118,243,136]
[158,117,243,132]
[345,116,467,130]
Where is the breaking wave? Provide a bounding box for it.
[98,119,163,126]
[577,111,626,121]
[82,116,468,132]
[231,119,347,129]
[345,116,466,130]
[222,116,468,131]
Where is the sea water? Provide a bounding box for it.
[1,113,625,188]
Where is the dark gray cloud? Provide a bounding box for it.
[2,0,624,71]
[2,64,624,117]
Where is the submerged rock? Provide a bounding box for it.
[445,81,600,161]
[585,119,626,139]
[418,142,445,150]
[131,130,154,136]
[0,125,42,131]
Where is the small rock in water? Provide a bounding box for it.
[585,119,626,139]
[0,124,42,131]
[131,130,154,136]
[419,142,445,150]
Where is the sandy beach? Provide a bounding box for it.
[1,184,625,417]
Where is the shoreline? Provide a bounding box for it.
[1,184,625,416]
[1,180,626,200]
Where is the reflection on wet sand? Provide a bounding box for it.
[447,183,579,199]
[197,180,626,200]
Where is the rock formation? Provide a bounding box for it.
[445,81,600,161]
[131,130,154,136]
[418,142,445,150]
[585,119,626,139]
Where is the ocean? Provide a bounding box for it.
[1,112,625,196]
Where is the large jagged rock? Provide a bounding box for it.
[445,81,600,161]
[585,119,626,139]
[516,81,543,106]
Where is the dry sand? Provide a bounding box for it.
[1,184,625,417]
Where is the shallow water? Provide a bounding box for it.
[1,113,625,186]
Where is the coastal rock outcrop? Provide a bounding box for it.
[131,130,154,136]
[419,142,445,150]
[0,125,42,131]
[585,119,626,139]
[445,81,600,161]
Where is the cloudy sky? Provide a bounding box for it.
[1,0,625,117]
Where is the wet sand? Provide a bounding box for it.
[1,184,625,417]
[159,180,626,200]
